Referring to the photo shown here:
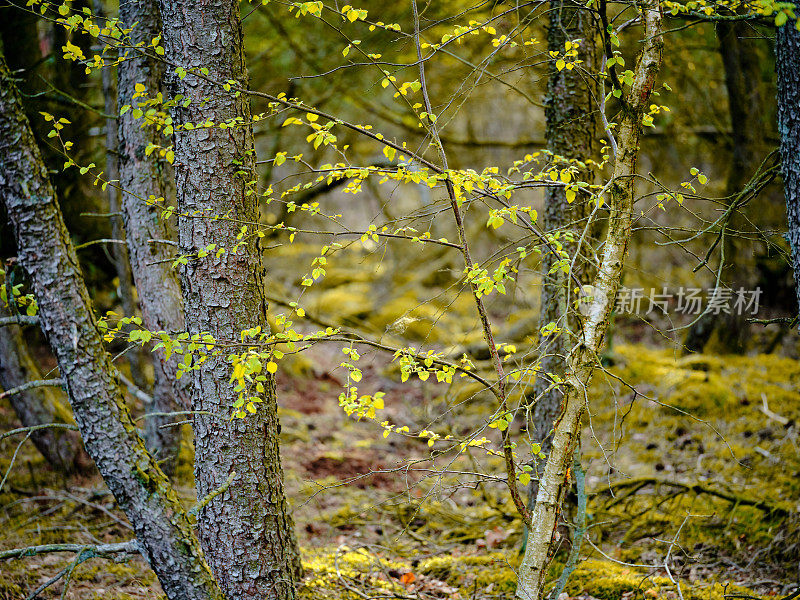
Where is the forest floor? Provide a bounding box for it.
[0,341,798,600]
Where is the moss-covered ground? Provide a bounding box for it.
[1,336,797,599]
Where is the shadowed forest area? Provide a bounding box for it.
[0,0,799,599]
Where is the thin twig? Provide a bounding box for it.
[664,515,690,600]
[74,238,128,250]
[411,0,530,527]
[62,493,133,531]
[115,371,153,405]
[760,393,790,426]
[0,423,78,444]
[0,431,32,494]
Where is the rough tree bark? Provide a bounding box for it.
[516,1,663,597]
[117,0,186,476]
[528,0,598,507]
[157,1,302,598]
[776,21,800,323]
[0,305,92,474]
[684,21,766,353]
[0,49,224,600]
[0,10,92,476]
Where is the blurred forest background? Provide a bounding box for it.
[0,0,798,599]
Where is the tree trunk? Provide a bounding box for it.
[528,0,598,509]
[90,0,153,399]
[517,2,664,596]
[684,21,766,353]
[0,49,224,600]
[777,22,800,324]
[157,1,302,597]
[117,0,186,476]
[0,305,92,474]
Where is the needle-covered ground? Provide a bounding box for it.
[0,341,797,600]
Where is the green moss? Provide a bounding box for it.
[685,582,764,600]
[586,345,799,571]
[311,285,374,321]
[564,559,665,600]
[612,345,800,419]
[0,580,23,600]
[419,551,520,593]
[87,593,148,600]
[299,548,406,600]
[368,293,443,341]
[72,560,140,582]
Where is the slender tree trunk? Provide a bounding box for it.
[528,0,598,509]
[157,1,302,597]
[684,21,766,353]
[0,50,223,600]
[98,31,152,394]
[777,22,800,324]
[117,0,186,476]
[517,2,664,597]
[0,305,92,474]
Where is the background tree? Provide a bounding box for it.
[116,0,186,475]
[777,18,800,323]
[527,0,598,531]
[684,20,771,352]
[0,302,91,474]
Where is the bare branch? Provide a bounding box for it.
[0,422,78,444]
[0,540,140,561]
[0,378,64,399]
[0,315,38,327]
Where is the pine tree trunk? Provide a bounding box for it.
[0,305,92,474]
[0,50,224,600]
[529,0,598,498]
[117,0,186,476]
[157,1,302,597]
[776,22,800,324]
